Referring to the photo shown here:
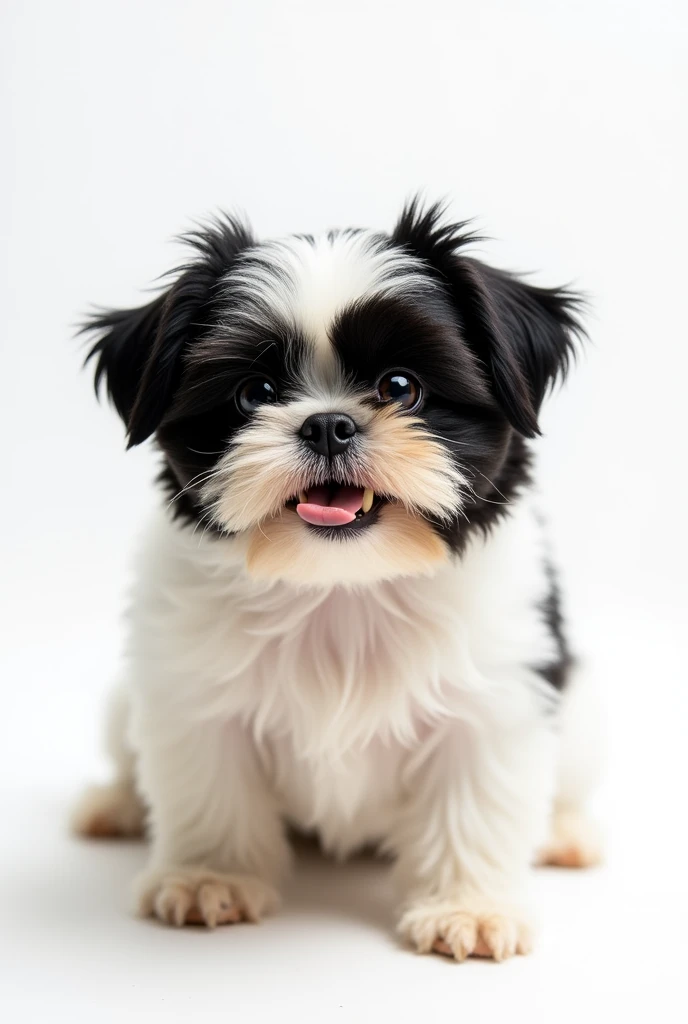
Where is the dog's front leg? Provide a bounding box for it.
[394,707,556,961]
[133,710,289,928]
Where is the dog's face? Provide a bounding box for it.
[87,200,581,586]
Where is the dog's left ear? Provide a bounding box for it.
[392,198,585,437]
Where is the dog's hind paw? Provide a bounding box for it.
[537,808,603,868]
[71,782,146,839]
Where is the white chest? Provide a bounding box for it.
[266,731,406,856]
[131,496,554,852]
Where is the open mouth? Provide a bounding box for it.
[288,483,384,529]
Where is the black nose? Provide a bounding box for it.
[300,413,357,457]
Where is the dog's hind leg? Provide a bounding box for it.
[71,685,147,839]
[537,666,605,868]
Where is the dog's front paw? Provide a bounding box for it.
[398,896,533,962]
[135,866,280,928]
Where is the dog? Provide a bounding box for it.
[73,198,602,960]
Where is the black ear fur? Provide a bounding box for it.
[84,292,168,440]
[83,214,254,447]
[392,197,585,437]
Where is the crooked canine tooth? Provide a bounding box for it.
[362,488,374,513]
[299,491,308,504]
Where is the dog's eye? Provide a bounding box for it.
[236,378,277,414]
[376,372,421,411]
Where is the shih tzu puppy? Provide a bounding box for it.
[73,199,602,960]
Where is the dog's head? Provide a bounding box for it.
[85,199,583,586]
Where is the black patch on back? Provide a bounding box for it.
[536,561,573,692]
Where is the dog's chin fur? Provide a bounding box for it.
[244,503,449,587]
[75,199,602,960]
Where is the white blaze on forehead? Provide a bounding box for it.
[222,230,435,365]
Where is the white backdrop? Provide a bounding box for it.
[1,2,687,1022]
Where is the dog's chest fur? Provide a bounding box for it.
[130,494,556,854]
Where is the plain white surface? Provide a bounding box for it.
[1,1,687,1021]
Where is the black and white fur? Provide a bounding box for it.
[73,199,602,960]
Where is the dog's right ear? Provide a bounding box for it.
[82,214,254,448]
[83,292,169,446]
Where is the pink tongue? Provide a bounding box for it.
[296,485,364,527]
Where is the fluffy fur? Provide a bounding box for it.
[74,199,602,961]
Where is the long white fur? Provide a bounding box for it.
[82,495,599,949]
[75,229,602,958]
